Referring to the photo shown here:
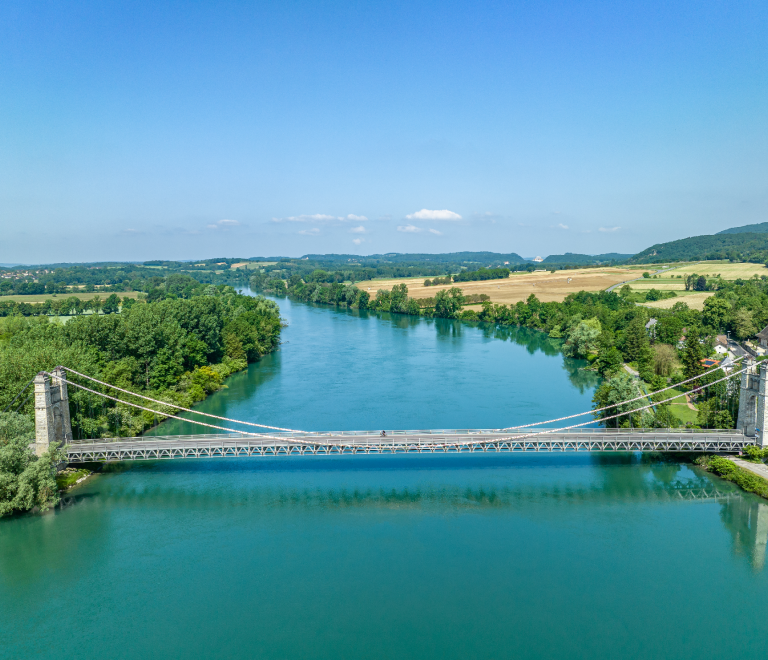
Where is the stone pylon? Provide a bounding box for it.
[33,368,72,456]
[737,362,768,446]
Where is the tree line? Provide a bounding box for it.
[254,271,768,430]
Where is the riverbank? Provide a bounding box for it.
[695,454,768,499]
[56,467,93,491]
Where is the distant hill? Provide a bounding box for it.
[299,252,528,265]
[541,252,633,265]
[717,222,768,235]
[629,232,768,264]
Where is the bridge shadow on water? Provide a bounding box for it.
[40,452,768,572]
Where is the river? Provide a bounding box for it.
[1,294,767,659]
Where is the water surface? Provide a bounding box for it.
[2,297,767,659]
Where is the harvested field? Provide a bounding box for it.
[664,262,768,279]
[356,267,636,305]
[640,291,714,311]
[0,291,141,303]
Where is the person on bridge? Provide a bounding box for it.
[381,430,386,437]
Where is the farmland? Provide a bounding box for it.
[355,267,636,305]
[639,292,714,311]
[626,261,767,310]
[0,291,141,304]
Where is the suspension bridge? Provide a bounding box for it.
[19,360,768,463]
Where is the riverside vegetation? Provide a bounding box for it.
[0,281,282,517]
[253,271,768,431]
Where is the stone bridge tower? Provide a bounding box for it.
[737,362,768,446]
[34,368,72,456]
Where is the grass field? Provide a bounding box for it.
[0,291,141,303]
[630,262,767,290]
[355,267,637,305]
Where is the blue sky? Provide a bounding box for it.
[1,0,766,263]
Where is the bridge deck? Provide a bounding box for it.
[65,428,753,462]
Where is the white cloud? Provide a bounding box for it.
[428,228,443,235]
[344,214,368,221]
[397,224,422,233]
[557,223,569,230]
[208,219,240,229]
[352,238,364,245]
[598,226,621,232]
[349,225,366,234]
[273,214,336,223]
[298,228,320,235]
[405,209,462,221]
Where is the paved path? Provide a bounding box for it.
[728,456,768,481]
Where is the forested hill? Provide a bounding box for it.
[541,253,633,265]
[628,232,768,264]
[717,222,768,235]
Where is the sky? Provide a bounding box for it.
[1,0,766,264]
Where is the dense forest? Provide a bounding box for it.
[0,284,282,517]
[629,232,768,264]
[717,222,768,235]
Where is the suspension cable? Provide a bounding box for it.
[499,357,746,431]
[47,372,281,440]
[486,365,750,446]
[52,366,749,449]
[2,378,34,414]
[12,392,34,414]
[60,366,305,433]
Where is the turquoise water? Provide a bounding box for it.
[2,296,767,659]
[148,291,600,434]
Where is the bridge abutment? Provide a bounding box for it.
[34,368,72,456]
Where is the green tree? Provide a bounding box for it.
[0,412,62,517]
[651,404,680,429]
[433,288,463,319]
[595,346,624,377]
[619,284,632,298]
[702,297,729,332]
[681,326,704,381]
[389,284,409,314]
[696,399,734,429]
[652,344,676,376]
[592,373,652,428]
[102,294,120,315]
[563,318,601,359]
[732,308,756,340]
[623,316,650,363]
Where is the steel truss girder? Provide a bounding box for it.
[65,435,752,463]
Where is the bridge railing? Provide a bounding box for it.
[66,427,748,445]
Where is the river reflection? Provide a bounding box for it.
[18,453,766,574]
[719,496,768,570]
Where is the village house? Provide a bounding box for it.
[756,325,768,350]
[714,335,729,355]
